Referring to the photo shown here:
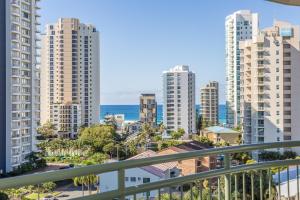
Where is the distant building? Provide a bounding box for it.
[163,65,196,138]
[139,94,157,127]
[126,121,142,136]
[225,10,259,127]
[158,141,216,176]
[0,0,41,173]
[200,81,219,126]
[104,114,125,134]
[240,21,300,149]
[51,104,81,138]
[201,126,240,145]
[99,150,180,199]
[40,18,100,138]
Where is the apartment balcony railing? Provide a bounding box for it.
[1,141,300,199]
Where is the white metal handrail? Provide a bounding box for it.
[1,141,300,200]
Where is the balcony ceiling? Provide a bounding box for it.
[267,0,300,5]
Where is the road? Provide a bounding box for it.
[54,184,98,200]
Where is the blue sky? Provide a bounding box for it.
[39,0,300,105]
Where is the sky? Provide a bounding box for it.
[39,0,300,105]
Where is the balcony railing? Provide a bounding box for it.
[1,141,300,199]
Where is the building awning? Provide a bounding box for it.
[267,0,300,6]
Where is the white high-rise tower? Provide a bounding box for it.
[225,10,259,127]
[0,0,41,173]
[163,65,196,138]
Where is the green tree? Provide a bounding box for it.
[79,125,117,153]
[158,123,165,134]
[73,176,85,197]
[0,192,9,200]
[73,174,98,196]
[193,135,214,146]
[171,128,185,140]
[73,161,98,196]
[88,153,108,164]
[37,121,56,139]
[41,182,56,193]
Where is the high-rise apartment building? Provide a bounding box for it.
[225,10,259,127]
[200,81,219,126]
[0,0,40,173]
[163,65,196,138]
[240,21,300,148]
[40,18,100,138]
[139,94,157,127]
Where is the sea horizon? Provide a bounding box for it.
[100,104,226,124]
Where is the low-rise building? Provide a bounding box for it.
[126,121,143,136]
[104,114,125,134]
[201,126,240,145]
[273,167,298,199]
[51,103,81,138]
[158,141,216,175]
[99,150,180,199]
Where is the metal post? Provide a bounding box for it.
[224,153,231,200]
[278,168,281,200]
[118,169,125,200]
[235,174,238,200]
[180,185,183,200]
[251,172,254,200]
[209,179,212,200]
[199,181,203,200]
[243,173,246,200]
[37,184,40,200]
[260,170,263,200]
[297,165,299,200]
[268,168,272,200]
[190,183,193,200]
[218,177,221,200]
[158,188,161,200]
[287,166,290,200]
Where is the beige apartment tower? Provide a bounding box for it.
[139,94,157,127]
[200,81,219,126]
[41,18,100,138]
[240,21,300,150]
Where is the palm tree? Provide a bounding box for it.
[73,176,85,196]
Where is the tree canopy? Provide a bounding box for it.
[79,125,117,153]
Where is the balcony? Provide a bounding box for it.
[1,141,300,199]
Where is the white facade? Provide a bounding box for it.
[40,18,100,137]
[225,10,259,127]
[240,21,300,151]
[163,65,196,137]
[99,151,180,199]
[99,168,161,199]
[0,0,41,173]
[104,114,125,134]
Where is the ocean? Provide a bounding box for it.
[100,105,226,124]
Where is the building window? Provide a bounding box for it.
[130,177,136,182]
[143,178,150,183]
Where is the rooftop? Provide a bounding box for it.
[204,126,240,134]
